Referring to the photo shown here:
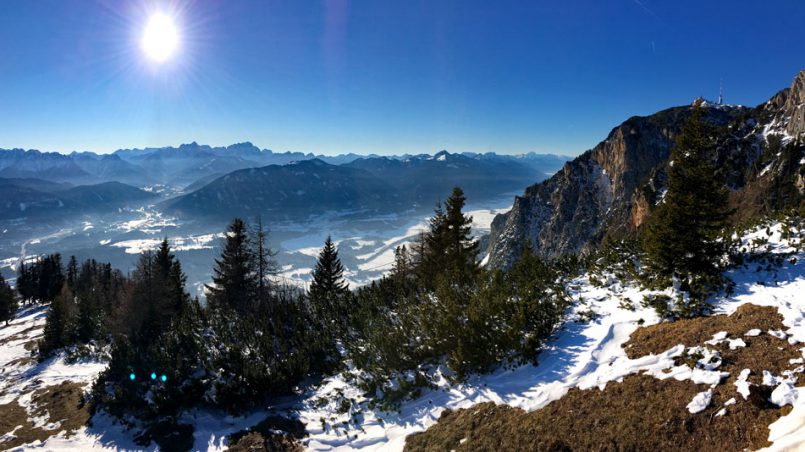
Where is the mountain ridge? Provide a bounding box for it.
[486,69,805,268]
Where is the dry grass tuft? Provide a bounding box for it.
[227,415,307,452]
[405,304,804,452]
[0,381,89,449]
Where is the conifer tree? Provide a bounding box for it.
[250,217,278,308]
[308,236,349,372]
[206,218,258,314]
[66,256,78,290]
[419,202,447,287]
[643,106,733,302]
[391,245,411,283]
[75,288,101,343]
[37,254,64,302]
[309,235,349,315]
[418,187,479,289]
[442,186,480,282]
[310,237,348,308]
[39,285,75,356]
[0,274,17,326]
[16,261,35,303]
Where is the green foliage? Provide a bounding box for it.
[206,219,258,314]
[343,190,569,400]
[641,106,734,306]
[17,254,64,303]
[38,257,126,358]
[417,187,480,289]
[0,274,17,326]
[640,294,673,320]
[39,285,75,357]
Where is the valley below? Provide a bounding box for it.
[0,190,516,297]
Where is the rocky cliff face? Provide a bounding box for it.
[487,69,805,268]
[784,70,805,137]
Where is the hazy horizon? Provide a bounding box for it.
[0,140,577,158]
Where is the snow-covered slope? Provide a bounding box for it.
[0,219,803,450]
[297,220,805,451]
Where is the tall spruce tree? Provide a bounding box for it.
[250,217,279,308]
[418,202,448,287]
[38,254,64,302]
[308,236,349,372]
[0,274,17,326]
[39,285,76,357]
[643,105,732,296]
[206,218,258,314]
[309,236,349,321]
[442,186,480,282]
[66,256,78,290]
[16,261,35,303]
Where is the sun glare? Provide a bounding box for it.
[141,13,179,63]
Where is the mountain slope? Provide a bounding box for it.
[164,159,401,219]
[486,69,805,267]
[343,151,545,205]
[0,179,155,219]
[166,151,556,220]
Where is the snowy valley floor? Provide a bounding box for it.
[0,220,803,451]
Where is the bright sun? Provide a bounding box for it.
[141,13,179,63]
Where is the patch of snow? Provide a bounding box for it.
[771,382,798,407]
[769,330,788,339]
[705,331,728,345]
[686,389,712,414]
[735,369,752,400]
[728,338,747,350]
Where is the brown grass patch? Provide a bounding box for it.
[227,415,307,452]
[0,381,90,449]
[0,325,40,347]
[23,339,40,352]
[31,381,90,434]
[6,356,35,367]
[405,304,803,452]
[624,304,786,358]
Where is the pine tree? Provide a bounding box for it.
[309,235,349,319]
[66,256,78,290]
[418,202,448,287]
[417,187,479,289]
[39,285,75,356]
[206,218,258,314]
[308,236,349,373]
[642,105,733,302]
[16,261,35,303]
[0,274,17,326]
[250,217,278,308]
[75,288,101,343]
[391,245,411,283]
[37,254,64,302]
[442,186,480,282]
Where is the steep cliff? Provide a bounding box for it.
[487,69,805,268]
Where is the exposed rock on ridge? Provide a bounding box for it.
[487,69,805,268]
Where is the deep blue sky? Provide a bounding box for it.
[1,0,803,156]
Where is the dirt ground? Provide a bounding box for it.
[0,381,90,450]
[227,415,307,452]
[405,304,802,452]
